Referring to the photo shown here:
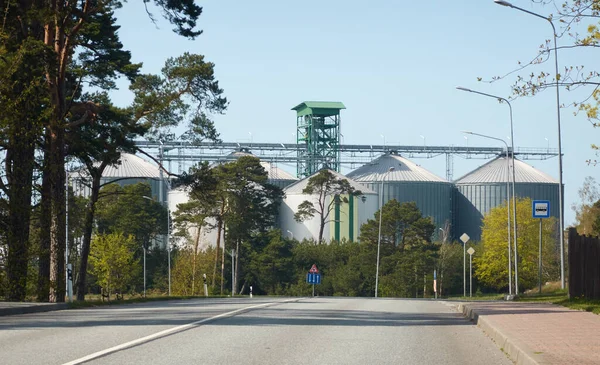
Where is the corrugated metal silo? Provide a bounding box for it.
[280,169,378,242]
[70,152,166,203]
[346,152,453,240]
[454,156,559,242]
[228,151,298,189]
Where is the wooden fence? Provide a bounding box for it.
[568,227,600,299]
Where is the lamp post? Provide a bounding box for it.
[457,86,519,294]
[141,196,153,298]
[286,230,294,240]
[375,166,395,298]
[494,0,565,290]
[439,227,447,244]
[167,208,171,296]
[462,131,513,296]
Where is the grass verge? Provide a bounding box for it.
[66,295,233,309]
[517,287,600,315]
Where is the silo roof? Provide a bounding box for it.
[455,156,557,184]
[228,151,297,181]
[71,153,162,179]
[347,154,448,183]
[284,169,377,195]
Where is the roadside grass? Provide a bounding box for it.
[517,282,600,315]
[445,293,505,301]
[67,294,233,309]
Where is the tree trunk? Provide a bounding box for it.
[75,171,101,300]
[318,217,325,244]
[37,132,52,302]
[192,225,201,296]
[49,125,66,303]
[5,130,36,301]
[234,238,240,296]
[212,212,223,287]
[220,228,225,295]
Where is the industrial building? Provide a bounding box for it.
[453,155,559,241]
[120,100,561,246]
[279,169,378,242]
[347,152,453,240]
[69,152,168,203]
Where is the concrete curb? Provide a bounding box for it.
[0,303,68,317]
[457,303,542,365]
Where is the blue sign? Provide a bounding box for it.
[306,273,321,284]
[532,200,551,218]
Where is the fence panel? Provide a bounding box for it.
[568,228,600,299]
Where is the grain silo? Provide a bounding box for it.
[346,152,453,240]
[280,169,378,242]
[70,152,167,203]
[454,155,559,242]
[228,150,298,189]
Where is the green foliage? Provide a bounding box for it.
[131,53,227,142]
[482,0,600,162]
[245,230,295,295]
[171,246,215,296]
[95,183,168,249]
[89,233,140,300]
[572,177,600,236]
[173,156,283,293]
[475,198,560,292]
[294,169,362,243]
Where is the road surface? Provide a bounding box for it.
[0,297,511,364]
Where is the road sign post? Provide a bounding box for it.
[433,269,437,299]
[306,264,321,297]
[460,233,470,297]
[533,200,551,294]
[467,247,475,298]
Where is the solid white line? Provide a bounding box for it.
[61,299,299,365]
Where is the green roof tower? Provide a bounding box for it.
[292,101,345,177]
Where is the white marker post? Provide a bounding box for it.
[203,273,208,297]
[460,233,470,297]
[433,269,437,299]
[467,247,475,298]
[67,263,73,302]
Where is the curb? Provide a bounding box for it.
[458,303,542,365]
[0,303,68,317]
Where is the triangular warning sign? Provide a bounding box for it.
[309,264,319,274]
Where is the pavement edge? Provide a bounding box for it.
[457,303,542,365]
[0,303,68,317]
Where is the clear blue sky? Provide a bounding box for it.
[110,0,599,226]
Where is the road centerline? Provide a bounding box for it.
[61,298,302,365]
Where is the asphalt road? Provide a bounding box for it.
[0,297,511,365]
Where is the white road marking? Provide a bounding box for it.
[61,298,301,365]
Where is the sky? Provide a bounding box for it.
[108,0,599,226]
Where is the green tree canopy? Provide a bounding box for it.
[294,169,362,244]
[89,232,140,300]
[475,198,559,292]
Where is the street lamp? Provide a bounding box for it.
[375,166,395,298]
[494,0,566,290]
[462,131,513,296]
[456,86,520,294]
[286,230,294,240]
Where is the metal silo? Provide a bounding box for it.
[454,156,559,242]
[70,152,166,202]
[346,152,453,240]
[280,169,378,242]
[228,151,298,189]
